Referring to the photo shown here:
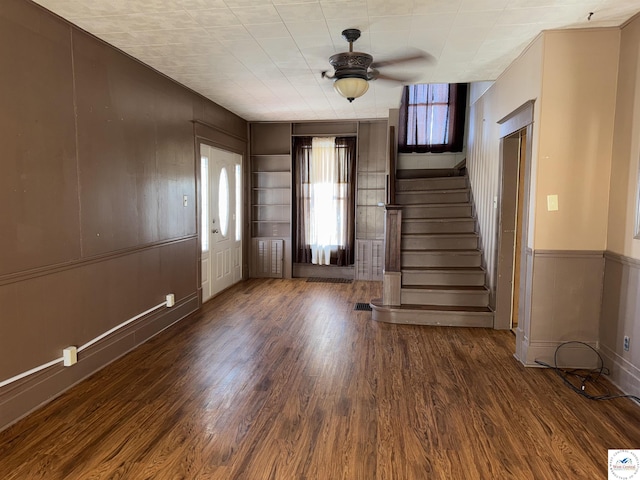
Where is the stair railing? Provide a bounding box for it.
[387,126,396,205]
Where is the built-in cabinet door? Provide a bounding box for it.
[252,238,283,278]
[356,239,384,281]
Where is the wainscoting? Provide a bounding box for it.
[600,252,640,399]
[516,250,605,368]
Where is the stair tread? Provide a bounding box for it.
[402,232,478,237]
[402,266,485,272]
[402,202,472,207]
[397,188,470,194]
[376,302,492,313]
[402,285,488,292]
[402,249,481,253]
[396,176,466,182]
[403,218,474,222]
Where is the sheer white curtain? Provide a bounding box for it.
[294,136,355,266]
[398,83,468,153]
[308,137,342,264]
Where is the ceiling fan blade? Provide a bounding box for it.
[372,73,415,84]
[370,51,434,69]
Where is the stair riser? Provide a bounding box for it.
[403,205,472,219]
[402,220,476,234]
[402,271,486,287]
[397,191,470,205]
[402,252,482,268]
[401,236,478,250]
[396,177,467,191]
[401,289,489,307]
[371,304,494,327]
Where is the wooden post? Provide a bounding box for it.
[384,206,402,273]
[383,205,402,306]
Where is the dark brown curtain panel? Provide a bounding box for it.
[294,136,356,266]
[398,83,468,153]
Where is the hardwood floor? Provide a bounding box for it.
[0,278,638,479]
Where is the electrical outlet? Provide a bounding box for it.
[623,336,630,352]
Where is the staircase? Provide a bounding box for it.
[371,174,494,327]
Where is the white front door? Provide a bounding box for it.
[200,144,242,302]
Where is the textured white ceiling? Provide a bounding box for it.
[33,0,640,121]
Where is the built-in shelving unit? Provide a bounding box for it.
[250,123,292,278]
[249,120,388,281]
[251,156,290,238]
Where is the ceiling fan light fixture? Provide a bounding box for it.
[333,77,369,102]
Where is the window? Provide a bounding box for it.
[219,167,229,237]
[235,164,242,242]
[294,136,356,266]
[398,83,468,153]
[201,156,209,252]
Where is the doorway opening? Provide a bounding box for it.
[494,101,534,336]
[509,129,527,331]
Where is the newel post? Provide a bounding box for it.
[383,205,402,306]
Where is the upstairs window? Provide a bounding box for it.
[398,83,468,153]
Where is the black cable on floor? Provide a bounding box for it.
[534,341,640,404]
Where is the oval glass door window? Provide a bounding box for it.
[219,167,229,237]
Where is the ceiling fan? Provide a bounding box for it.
[321,28,429,103]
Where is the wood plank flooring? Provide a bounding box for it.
[0,278,638,479]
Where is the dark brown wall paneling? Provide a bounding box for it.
[156,85,199,240]
[72,32,197,257]
[0,0,247,431]
[194,121,247,154]
[197,100,248,141]
[0,0,80,275]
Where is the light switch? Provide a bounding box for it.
[547,194,558,211]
